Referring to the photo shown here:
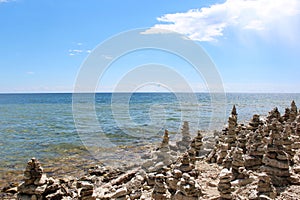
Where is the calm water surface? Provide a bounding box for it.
[1,93,300,175]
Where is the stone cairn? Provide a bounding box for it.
[261,119,291,186]
[209,106,239,165]
[152,174,171,200]
[174,173,202,200]
[17,158,48,200]
[247,114,262,131]
[175,152,195,176]
[290,100,298,122]
[236,128,248,153]
[226,105,238,148]
[176,121,192,152]
[142,130,175,172]
[166,169,182,194]
[209,101,300,198]
[244,125,265,170]
[256,172,276,199]
[218,168,233,200]
[231,147,245,180]
[190,130,204,158]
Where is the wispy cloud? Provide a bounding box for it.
[68,42,92,56]
[145,0,300,42]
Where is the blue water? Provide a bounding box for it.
[1,93,300,172]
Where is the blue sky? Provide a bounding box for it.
[0,0,299,93]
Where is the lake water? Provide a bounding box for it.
[1,93,300,181]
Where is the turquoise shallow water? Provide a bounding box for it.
[1,93,300,174]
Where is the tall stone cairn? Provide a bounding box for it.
[261,119,291,186]
[244,125,265,170]
[290,100,298,122]
[226,105,238,148]
[176,121,192,152]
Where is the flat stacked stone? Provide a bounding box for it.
[218,168,233,200]
[190,130,203,156]
[266,107,282,123]
[283,108,291,122]
[282,124,295,163]
[17,158,48,200]
[256,173,276,199]
[261,123,291,186]
[166,169,182,194]
[226,105,238,149]
[174,173,202,200]
[245,126,265,170]
[177,152,193,174]
[216,143,229,165]
[236,128,248,153]
[188,130,204,163]
[290,100,298,122]
[176,121,192,152]
[247,114,262,131]
[152,174,171,200]
[231,147,245,179]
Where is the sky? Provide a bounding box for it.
[0,0,299,93]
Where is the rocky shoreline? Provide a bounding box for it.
[3,101,300,199]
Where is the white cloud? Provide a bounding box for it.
[69,49,91,56]
[146,0,300,42]
[68,42,92,56]
[26,71,34,75]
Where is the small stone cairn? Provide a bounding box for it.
[256,172,276,199]
[218,168,233,200]
[175,152,195,176]
[17,158,48,200]
[143,130,175,172]
[174,173,202,200]
[152,174,171,200]
[231,147,245,180]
